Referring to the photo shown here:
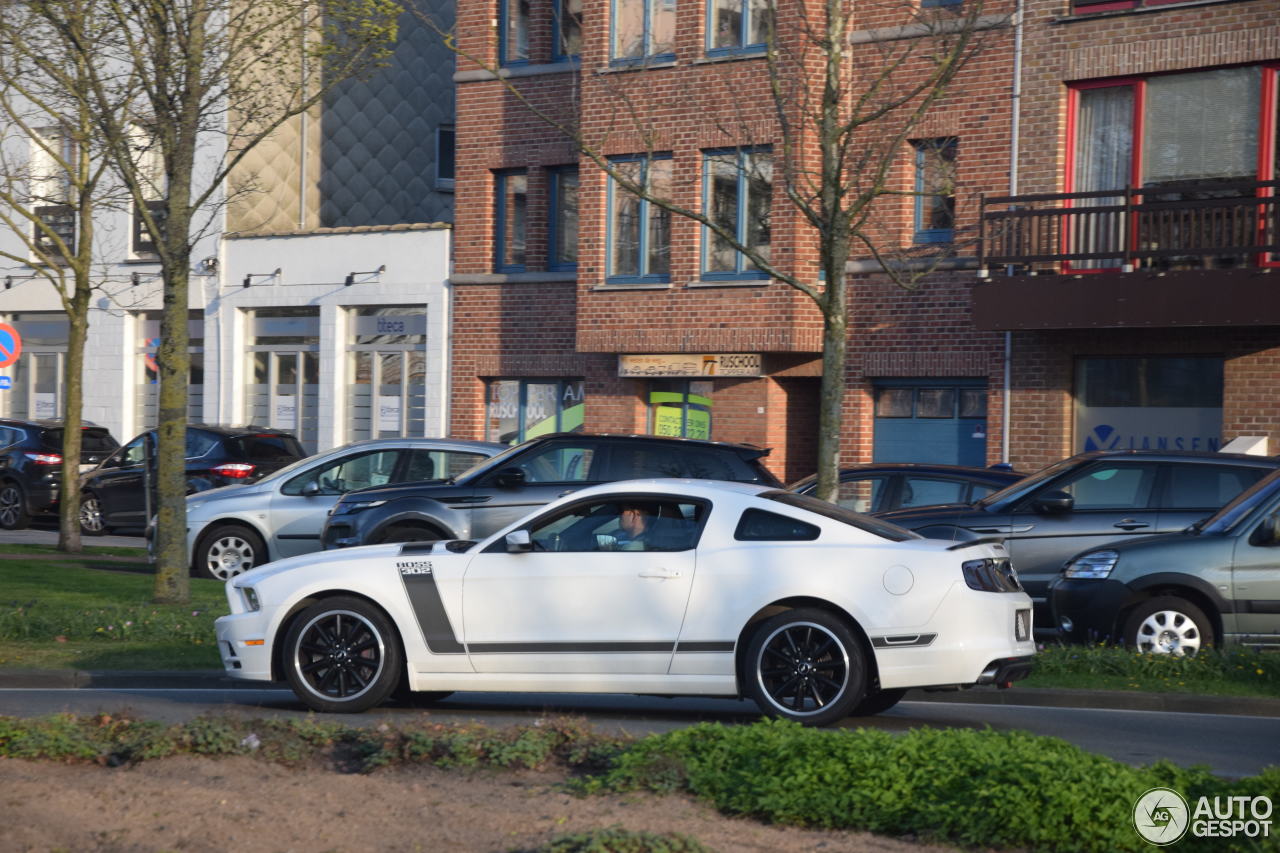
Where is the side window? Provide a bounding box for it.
[282,450,402,496]
[0,427,18,448]
[735,508,820,541]
[901,477,965,509]
[606,444,736,480]
[119,435,149,465]
[1161,465,1267,510]
[835,476,885,513]
[528,498,704,552]
[1043,463,1157,510]
[402,449,490,483]
[511,443,597,482]
[184,430,219,458]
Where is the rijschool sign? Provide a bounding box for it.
[618,354,763,378]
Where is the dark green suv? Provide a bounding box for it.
[1050,467,1280,654]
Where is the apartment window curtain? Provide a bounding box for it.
[1142,68,1260,186]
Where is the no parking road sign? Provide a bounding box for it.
[0,323,21,369]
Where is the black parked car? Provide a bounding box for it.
[1051,467,1280,654]
[322,432,782,548]
[79,424,306,535]
[0,418,119,529]
[789,463,1025,514]
[875,450,1280,625]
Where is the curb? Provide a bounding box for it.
[2,669,1278,717]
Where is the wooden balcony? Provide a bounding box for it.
[972,180,1280,331]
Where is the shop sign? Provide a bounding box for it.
[619,353,761,378]
[354,314,427,337]
[1077,407,1222,453]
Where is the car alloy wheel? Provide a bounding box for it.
[1124,596,1214,656]
[745,607,866,726]
[0,483,28,530]
[79,494,105,536]
[284,597,402,713]
[198,525,266,580]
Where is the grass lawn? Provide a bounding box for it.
[1024,642,1280,698]
[0,550,225,670]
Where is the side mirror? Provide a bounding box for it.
[1033,489,1074,514]
[493,467,527,489]
[505,529,533,553]
[302,480,321,497]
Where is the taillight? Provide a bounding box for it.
[24,452,62,465]
[212,463,256,479]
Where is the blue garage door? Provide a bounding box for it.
[872,378,988,466]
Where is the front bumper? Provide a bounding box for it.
[214,610,276,682]
[1048,577,1131,643]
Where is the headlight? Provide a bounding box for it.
[961,558,1022,592]
[340,499,386,513]
[1063,550,1118,579]
[240,586,261,612]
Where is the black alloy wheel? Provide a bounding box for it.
[0,482,29,530]
[744,607,866,726]
[284,596,403,713]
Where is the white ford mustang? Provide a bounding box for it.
[215,479,1036,725]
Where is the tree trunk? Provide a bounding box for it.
[813,270,848,504]
[56,285,90,553]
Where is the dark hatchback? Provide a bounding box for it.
[1051,467,1280,653]
[322,432,782,548]
[80,424,306,534]
[0,418,119,529]
[875,450,1280,624]
[789,463,1025,514]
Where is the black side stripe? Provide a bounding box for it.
[400,572,466,654]
[871,633,937,649]
[469,642,674,654]
[676,641,736,653]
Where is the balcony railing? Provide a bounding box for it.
[978,179,1280,275]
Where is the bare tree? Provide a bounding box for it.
[0,1,133,553]
[22,0,402,602]
[430,0,997,500]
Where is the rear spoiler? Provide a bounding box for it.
[947,537,1007,551]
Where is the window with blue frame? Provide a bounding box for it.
[486,378,585,444]
[612,0,676,62]
[607,155,672,282]
[494,170,527,272]
[707,0,770,53]
[549,167,579,271]
[500,0,530,65]
[912,137,957,244]
[556,0,583,59]
[703,148,771,278]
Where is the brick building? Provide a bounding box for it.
[451,0,1280,481]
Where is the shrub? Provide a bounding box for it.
[522,827,713,853]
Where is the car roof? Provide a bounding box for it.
[787,463,1024,489]
[0,417,107,429]
[1069,449,1279,466]
[317,437,507,454]
[527,432,770,456]
[561,478,775,500]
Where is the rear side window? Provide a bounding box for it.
[901,477,966,508]
[1161,464,1268,510]
[185,430,221,458]
[230,433,306,461]
[80,429,119,453]
[0,427,20,447]
[835,476,886,513]
[735,508,820,541]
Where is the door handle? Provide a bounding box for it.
[1114,519,1150,530]
[638,568,682,579]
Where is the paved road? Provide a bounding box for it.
[1,685,1276,778]
[0,520,145,550]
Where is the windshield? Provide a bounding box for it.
[974,455,1082,508]
[1196,468,1280,536]
[760,490,922,541]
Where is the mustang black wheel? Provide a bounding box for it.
[744,607,866,726]
[284,597,402,713]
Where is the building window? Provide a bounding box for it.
[703,147,771,278]
[649,380,712,439]
[136,311,205,427]
[607,155,672,282]
[486,379,585,444]
[707,0,769,53]
[1075,357,1224,453]
[612,0,676,62]
[500,0,530,64]
[494,170,527,273]
[549,166,579,271]
[556,0,583,59]
[29,127,75,258]
[436,126,455,190]
[912,138,957,244]
[244,308,321,453]
[129,125,166,256]
[347,307,429,440]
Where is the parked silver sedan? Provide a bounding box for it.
[183,437,504,579]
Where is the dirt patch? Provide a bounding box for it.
[0,755,958,852]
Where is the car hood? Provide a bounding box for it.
[186,480,270,506]
[874,502,989,526]
[1073,529,1232,566]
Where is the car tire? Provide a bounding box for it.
[195,524,267,580]
[0,481,30,530]
[743,607,867,726]
[1123,596,1215,656]
[375,523,445,545]
[79,492,106,536]
[283,596,403,713]
[851,687,907,716]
